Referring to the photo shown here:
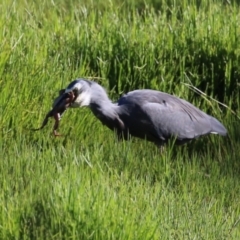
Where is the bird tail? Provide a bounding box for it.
[210,116,227,136]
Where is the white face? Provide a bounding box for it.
[65,82,91,108]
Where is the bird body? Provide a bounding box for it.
[60,78,227,146]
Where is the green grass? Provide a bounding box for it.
[0,0,240,239]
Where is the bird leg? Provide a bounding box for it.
[155,142,165,154]
[159,145,165,154]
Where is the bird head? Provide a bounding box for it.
[64,80,92,108]
[51,79,92,116]
[31,79,95,136]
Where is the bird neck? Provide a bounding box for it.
[89,97,122,132]
[90,98,117,119]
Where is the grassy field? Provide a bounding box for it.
[0,0,240,239]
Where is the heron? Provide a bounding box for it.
[36,78,227,147]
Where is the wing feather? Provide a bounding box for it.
[118,90,215,141]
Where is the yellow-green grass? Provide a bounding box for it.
[0,0,240,239]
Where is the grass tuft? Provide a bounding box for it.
[0,0,240,239]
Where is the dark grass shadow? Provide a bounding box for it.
[65,35,239,111]
[19,199,101,239]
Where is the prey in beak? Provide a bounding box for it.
[31,90,76,136]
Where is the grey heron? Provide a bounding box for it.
[36,78,227,146]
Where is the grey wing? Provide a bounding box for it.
[117,103,163,142]
[142,102,212,141]
[118,90,227,141]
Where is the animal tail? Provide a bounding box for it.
[210,116,227,136]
